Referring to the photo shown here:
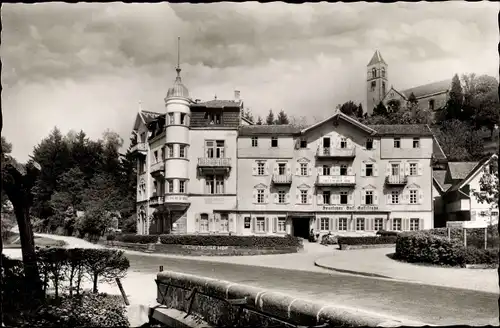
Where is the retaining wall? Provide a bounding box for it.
[151,270,417,327]
[104,241,301,256]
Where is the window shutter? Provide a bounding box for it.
[399,164,404,176]
[195,213,200,233]
[273,217,277,233]
[252,162,257,176]
[308,165,312,176]
[295,164,300,176]
[265,191,269,204]
[317,167,322,176]
[265,217,269,232]
[373,139,377,150]
[252,189,257,204]
[331,218,337,231]
[209,214,215,232]
[214,213,220,233]
[361,164,366,177]
[334,193,340,205]
[386,164,391,175]
[388,219,393,231]
[347,165,353,175]
[349,218,355,231]
[286,164,291,175]
[285,192,290,204]
[252,217,256,232]
[369,218,374,231]
[360,190,365,205]
[373,163,378,176]
[273,164,278,175]
[418,163,423,176]
[274,193,279,204]
[419,218,424,230]
[386,193,391,205]
[334,165,340,176]
[404,190,409,203]
[317,193,323,205]
[418,190,423,204]
[316,218,321,230]
[265,162,270,175]
[307,192,312,204]
[348,192,353,204]
[405,163,410,176]
[373,192,378,205]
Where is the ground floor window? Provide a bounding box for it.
[200,214,209,232]
[320,217,329,231]
[220,214,229,232]
[339,217,348,231]
[244,217,251,229]
[410,218,419,231]
[277,217,286,232]
[374,218,384,231]
[256,217,265,232]
[356,218,365,231]
[393,218,402,231]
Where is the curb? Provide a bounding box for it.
[314,259,394,280]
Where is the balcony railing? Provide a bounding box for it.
[316,175,356,186]
[130,142,147,154]
[149,195,164,206]
[385,175,408,186]
[272,174,292,185]
[150,161,165,176]
[316,147,356,159]
[198,157,232,167]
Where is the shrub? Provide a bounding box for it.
[1,254,27,314]
[337,236,397,245]
[320,234,338,245]
[106,234,116,241]
[116,233,158,244]
[82,249,130,293]
[376,230,399,237]
[464,247,499,265]
[159,234,301,248]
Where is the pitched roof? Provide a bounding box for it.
[448,162,478,180]
[367,50,387,66]
[433,170,452,192]
[301,112,377,135]
[238,124,301,136]
[432,135,447,161]
[141,110,163,124]
[192,99,242,108]
[447,154,498,193]
[367,124,434,136]
[401,79,451,99]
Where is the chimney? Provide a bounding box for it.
[234,90,241,101]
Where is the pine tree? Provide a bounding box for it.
[275,109,290,125]
[445,74,464,121]
[373,101,389,117]
[356,103,364,118]
[265,109,275,125]
[256,116,263,125]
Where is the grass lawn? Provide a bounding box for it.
[3,233,67,249]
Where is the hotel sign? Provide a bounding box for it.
[321,205,355,211]
[164,195,188,203]
[357,205,379,211]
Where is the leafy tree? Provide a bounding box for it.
[256,116,263,125]
[445,74,464,121]
[386,99,402,113]
[265,109,275,125]
[275,109,290,125]
[82,249,130,293]
[122,214,137,233]
[471,159,499,216]
[434,119,485,161]
[356,103,364,118]
[338,101,358,116]
[289,115,309,129]
[469,75,499,135]
[241,108,254,123]
[373,101,389,117]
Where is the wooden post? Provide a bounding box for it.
[484,227,488,250]
[463,228,467,248]
[115,278,129,306]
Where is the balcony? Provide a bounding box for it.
[272,174,292,185]
[385,175,408,186]
[130,142,147,155]
[316,147,356,159]
[197,157,232,175]
[163,194,191,209]
[150,161,165,177]
[316,175,356,187]
[149,195,164,207]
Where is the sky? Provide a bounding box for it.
[2,2,499,162]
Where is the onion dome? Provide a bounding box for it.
[166,67,190,99]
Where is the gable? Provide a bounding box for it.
[362,184,376,190]
[133,112,146,132]
[297,183,311,189]
[382,87,408,103]
[407,183,421,189]
[301,112,377,136]
[297,157,310,163]
[254,183,267,189]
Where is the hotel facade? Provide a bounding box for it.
[131,65,438,239]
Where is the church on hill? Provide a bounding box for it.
[366,50,451,117]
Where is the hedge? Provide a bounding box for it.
[464,247,499,265]
[158,234,302,248]
[115,234,158,244]
[337,236,397,245]
[376,230,400,237]
[424,225,499,249]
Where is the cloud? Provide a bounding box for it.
[1,2,498,161]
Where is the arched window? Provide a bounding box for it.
[372,68,377,78]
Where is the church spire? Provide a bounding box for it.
[367,50,387,66]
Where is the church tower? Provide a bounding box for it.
[366,50,388,116]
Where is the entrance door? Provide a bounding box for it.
[292,217,311,239]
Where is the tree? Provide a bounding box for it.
[373,101,389,117]
[241,108,254,123]
[289,115,309,129]
[275,109,290,125]
[356,103,364,118]
[386,99,402,114]
[338,101,358,117]
[83,249,130,293]
[445,74,464,121]
[471,159,499,226]
[256,116,263,125]
[434,119,485,161]
[265,109,275,125]
[469,75,500,135]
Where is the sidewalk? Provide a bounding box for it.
[315,247,499,294]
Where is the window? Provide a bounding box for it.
[139,158,146,174]
[207,113,221,124]
[244,217,251,229]
[413,137,420,148]
[160,148,165,161]
[340,165,348,176]
[320,218,330,231]
[340,137,347,149]
[154,150,159,163]
[278,190,286,204]
[200,214,209,232]
[374,218,384,231]
[393,138,401,148]
[366,138,373,150]
[180,113,186,125]
[393,218,402,231]
[339,218,348,231]
[365,191,373,205]
[382,82,386,96]
[382,68,386,78]
[323,191,331,205]
[391,163,400,176]
[409,190,417,204]
[428,99,435,111]
[206,175,224,194]
[167,179,174,193]
[271,137,278,148]
[410,218,420,231]
[300,190,308,204]
[257,163,265,175]
[322,165,330,176]
[356,218,365,231]
[256,217,265,232]
[220,214,229,232]
[409,163,417,176]
[370,81,376,91]
[257,189,265,203]
[278,163,286,175]
[340,191,348,204]
[168,113,174,125]
[251,137,258,147]
[372,68,377,78]
[365,164,373,177]
[153,181,158,195]
[300,163,308,176]
[179,180,185,193]
[277,217,286,232]
[205,140,224,158]
[391,191,400,204]
[300,139,308,148]
[179,145,186,158]
[168,145,174,158]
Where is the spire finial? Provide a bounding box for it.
[176,36,181,78]
[138,100,143,112]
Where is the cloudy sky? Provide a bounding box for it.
[2,2,498,162]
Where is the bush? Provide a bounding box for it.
[376,230,400,237]
[320,234,338,245]
[106,234,116,241]
[116,233,158,244]
[1,254,27,314]
[337,236,397,245]
[425,225,499,249]
[464,247,499,265]
[159,234,302,248]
